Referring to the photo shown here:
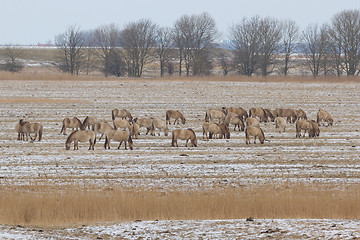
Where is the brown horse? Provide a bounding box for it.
[92,121,113,141]
[224,112,245,131]
[245,126,265,144]
[309,120,320,137]
[65,130,96,150]
[104,129,133,150]
[113,118,132,133]
[295,109,307,120]
[246,117,260,128]
[151,118,169,136]
[60,117,84,135]
[296,119,314,138]
[166,110,186,125]
[317,109,333,126]
[134,117,154,135]
[112,108,133,121]
[205,109,226,123]
[206,123,230,139]
[17,119,43,141]
[15,119,29,140]
[171,129,197,147]
[223,107,248,121]
[275,108,297,123]
[249,108,267,122]
[131,122,140,139]
[264,109,275,122]
[82,116,97,130]
[275,117,287,133]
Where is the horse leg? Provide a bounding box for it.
[118,141,123,149]
[124,141,127,150]
[254,136,257,144]
[74,141,78,150]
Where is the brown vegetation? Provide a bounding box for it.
[0,183,359,227]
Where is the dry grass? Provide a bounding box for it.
[0,98,89,104]
[1,183,359,227]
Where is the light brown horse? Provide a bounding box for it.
[166,110,186,125]
[245,126,265,144]
[295,109,307,120]
[60,117,84,135]
[151,118,169,136]
[317,109,333,126]
[92,121,113,141]
[275,108,297,123]
[134,117,154,135]
[249,108,268,122]
[223,107,248,121]
[131,122,140,139]
[246,117,260,128]
[225,112,245,131]
[112,108,133,121]
[296,119,314,138]
[171,128,197,147]
[205,109,226,123]
[82,116,97,130]
[275,117,287,133]
[15,119,29,140]
[65,130,96,150]
[207,123,230,139]
[104,129,133,150]
[309,120,320,137]
[113,118,132,133]
[17,119,43,141]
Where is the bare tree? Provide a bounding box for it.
[230,16,261,76]
[55,25,86,75]
[302,24,329,77]
[94,23,126,77]
[173,12,218,76]
[119,19,157,77]
[155,27,172,77]
[0,45,24,72]
[281,20,299,75]
[257,17,283,76]
[329,9,360,76]
[218,51,232,76]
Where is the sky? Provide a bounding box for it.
[1,0,360,45]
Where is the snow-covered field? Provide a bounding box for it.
[0,79,360,238]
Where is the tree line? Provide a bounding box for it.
[3,10,360,77]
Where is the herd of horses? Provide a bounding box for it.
[14,107,334,150]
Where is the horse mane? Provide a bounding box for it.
[187,128,196,136]
[66,130,78,144]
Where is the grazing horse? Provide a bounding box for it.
[166,110,186,125]
[223,107,248,121]
[205,109,226,123]
[317,109,333,126]
[65,130,96,150]
[295,109,307,120]
[17,119,43,141]
[224,112,245,131]
[151,118,169,136]
[104,129,133,150]
[113,118,132,133]
[246,117,260,128]
[92,121,113,141]
[245,126,265,144]
[275,108,297,123]
[15,119,29,140]
[275,117,287,133]
[249,108,268,122]
[131,122,140,139]
[112,108,133,121]
[309,120,320,137]
[82,116,97,130]
[60,117,84,135]
[264,109,275,122]
[296,119,314,138]
[134,117,154,135]
[171,129,197,147]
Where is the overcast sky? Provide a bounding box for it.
[1,0,359,45]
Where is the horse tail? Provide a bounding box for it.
[112,110,116,121]
[38,125,43,141]
[104,134,108,149]
[171,132,175,146]
[128,134,133,144]
[166,111,170,122]
[248,109,252,118]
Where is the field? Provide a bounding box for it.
[0,76,360,238]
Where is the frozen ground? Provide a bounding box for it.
[0,79,360,238]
